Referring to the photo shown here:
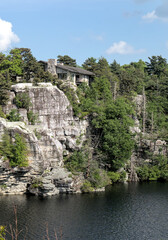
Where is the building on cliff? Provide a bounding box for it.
[39,59,95,86]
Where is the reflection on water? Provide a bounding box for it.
[0,182,168,240]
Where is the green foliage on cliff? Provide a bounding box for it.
[0,73,11,105]
[137,155,168,181]
[1,48,168,184]
[7,109,21,121]
[13,92,38,125]
[0,106,6,118]
[10,133,29,167]
[0,48,51,97]
[0,131,13,161]
[0,131,28,167]
[27,110,38,125]
[73,79,135,171]
[14,92,31,110]
[81,180,94,193]
[64,149,88,173]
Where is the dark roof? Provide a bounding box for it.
[56,64,95,76]
[38,60,95,76]
[39,60,47,64]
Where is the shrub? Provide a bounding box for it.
[14,92,31,110]
[27,110,38,125]
[137,166,150,181]
[120,171,126,181]
[0,72,11,106]
[137,155,168,181]
[148,166,161,181]
[0,131,13,161]
[108,171,120,183]
[81,180,94,193]
[0,131,29,167]
[31,177,43,188]
[137,165,161,181]
[0,106,6,118]
[64,150,88,173]
[33,77,41,86]
[160,170,168,180]
[34,128,41,139]
[0,184,7,190]
[7,109,21,121]
[89,168,111,188]
[10,133,29,167]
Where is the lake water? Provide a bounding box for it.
[0,182,168,240]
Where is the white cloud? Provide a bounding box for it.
[0,18,20,52]
[142,10,158,22]
[142,1,168,22]
[106,41,145,55]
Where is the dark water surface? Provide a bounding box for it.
[0,182,168,240]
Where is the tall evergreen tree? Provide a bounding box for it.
[0,72,11,105]
[57,55,77,67]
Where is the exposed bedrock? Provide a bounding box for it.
[0,83,88,196]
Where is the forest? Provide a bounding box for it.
[0,48,168,191]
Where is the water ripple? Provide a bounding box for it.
[0,182,168,240]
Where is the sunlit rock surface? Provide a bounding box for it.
[0,83,88,196]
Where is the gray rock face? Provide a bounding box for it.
[133,95,143,116]
[128,94,168,182]
[0,83,88,196]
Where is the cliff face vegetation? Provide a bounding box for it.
[0,82,89,196]
[0,48,168,196]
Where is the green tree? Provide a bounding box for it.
[0,54,11,74]
[0,73,11,105]
[0,132,29,167]
[119,61,145,95]
[27,110,38,125]
[0,131,13,161]
[89,76,113,105]
[7,109,21,122]
[110,60,121,75]
[145,56,168,78]
[8,48,23,80]
[65,150,88,173]
[14,92,31,110]
[95,57,112,79]
[100,98,134,169]
[57,55,77,67]
[82,57,97,73]
[18,48,41,81]
[80,74,134,170]
[10,133,28,167]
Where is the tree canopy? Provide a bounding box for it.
[1,48,168,184]
[57,55,77,67]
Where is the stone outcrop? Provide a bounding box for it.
[0,83,88,196]
[1,87,167,193]
[128,94,168,181]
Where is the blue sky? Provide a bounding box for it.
[0,0,168,66]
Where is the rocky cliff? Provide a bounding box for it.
[0,83,87,196]
[1,87,167,196]
[127,95,168,182]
